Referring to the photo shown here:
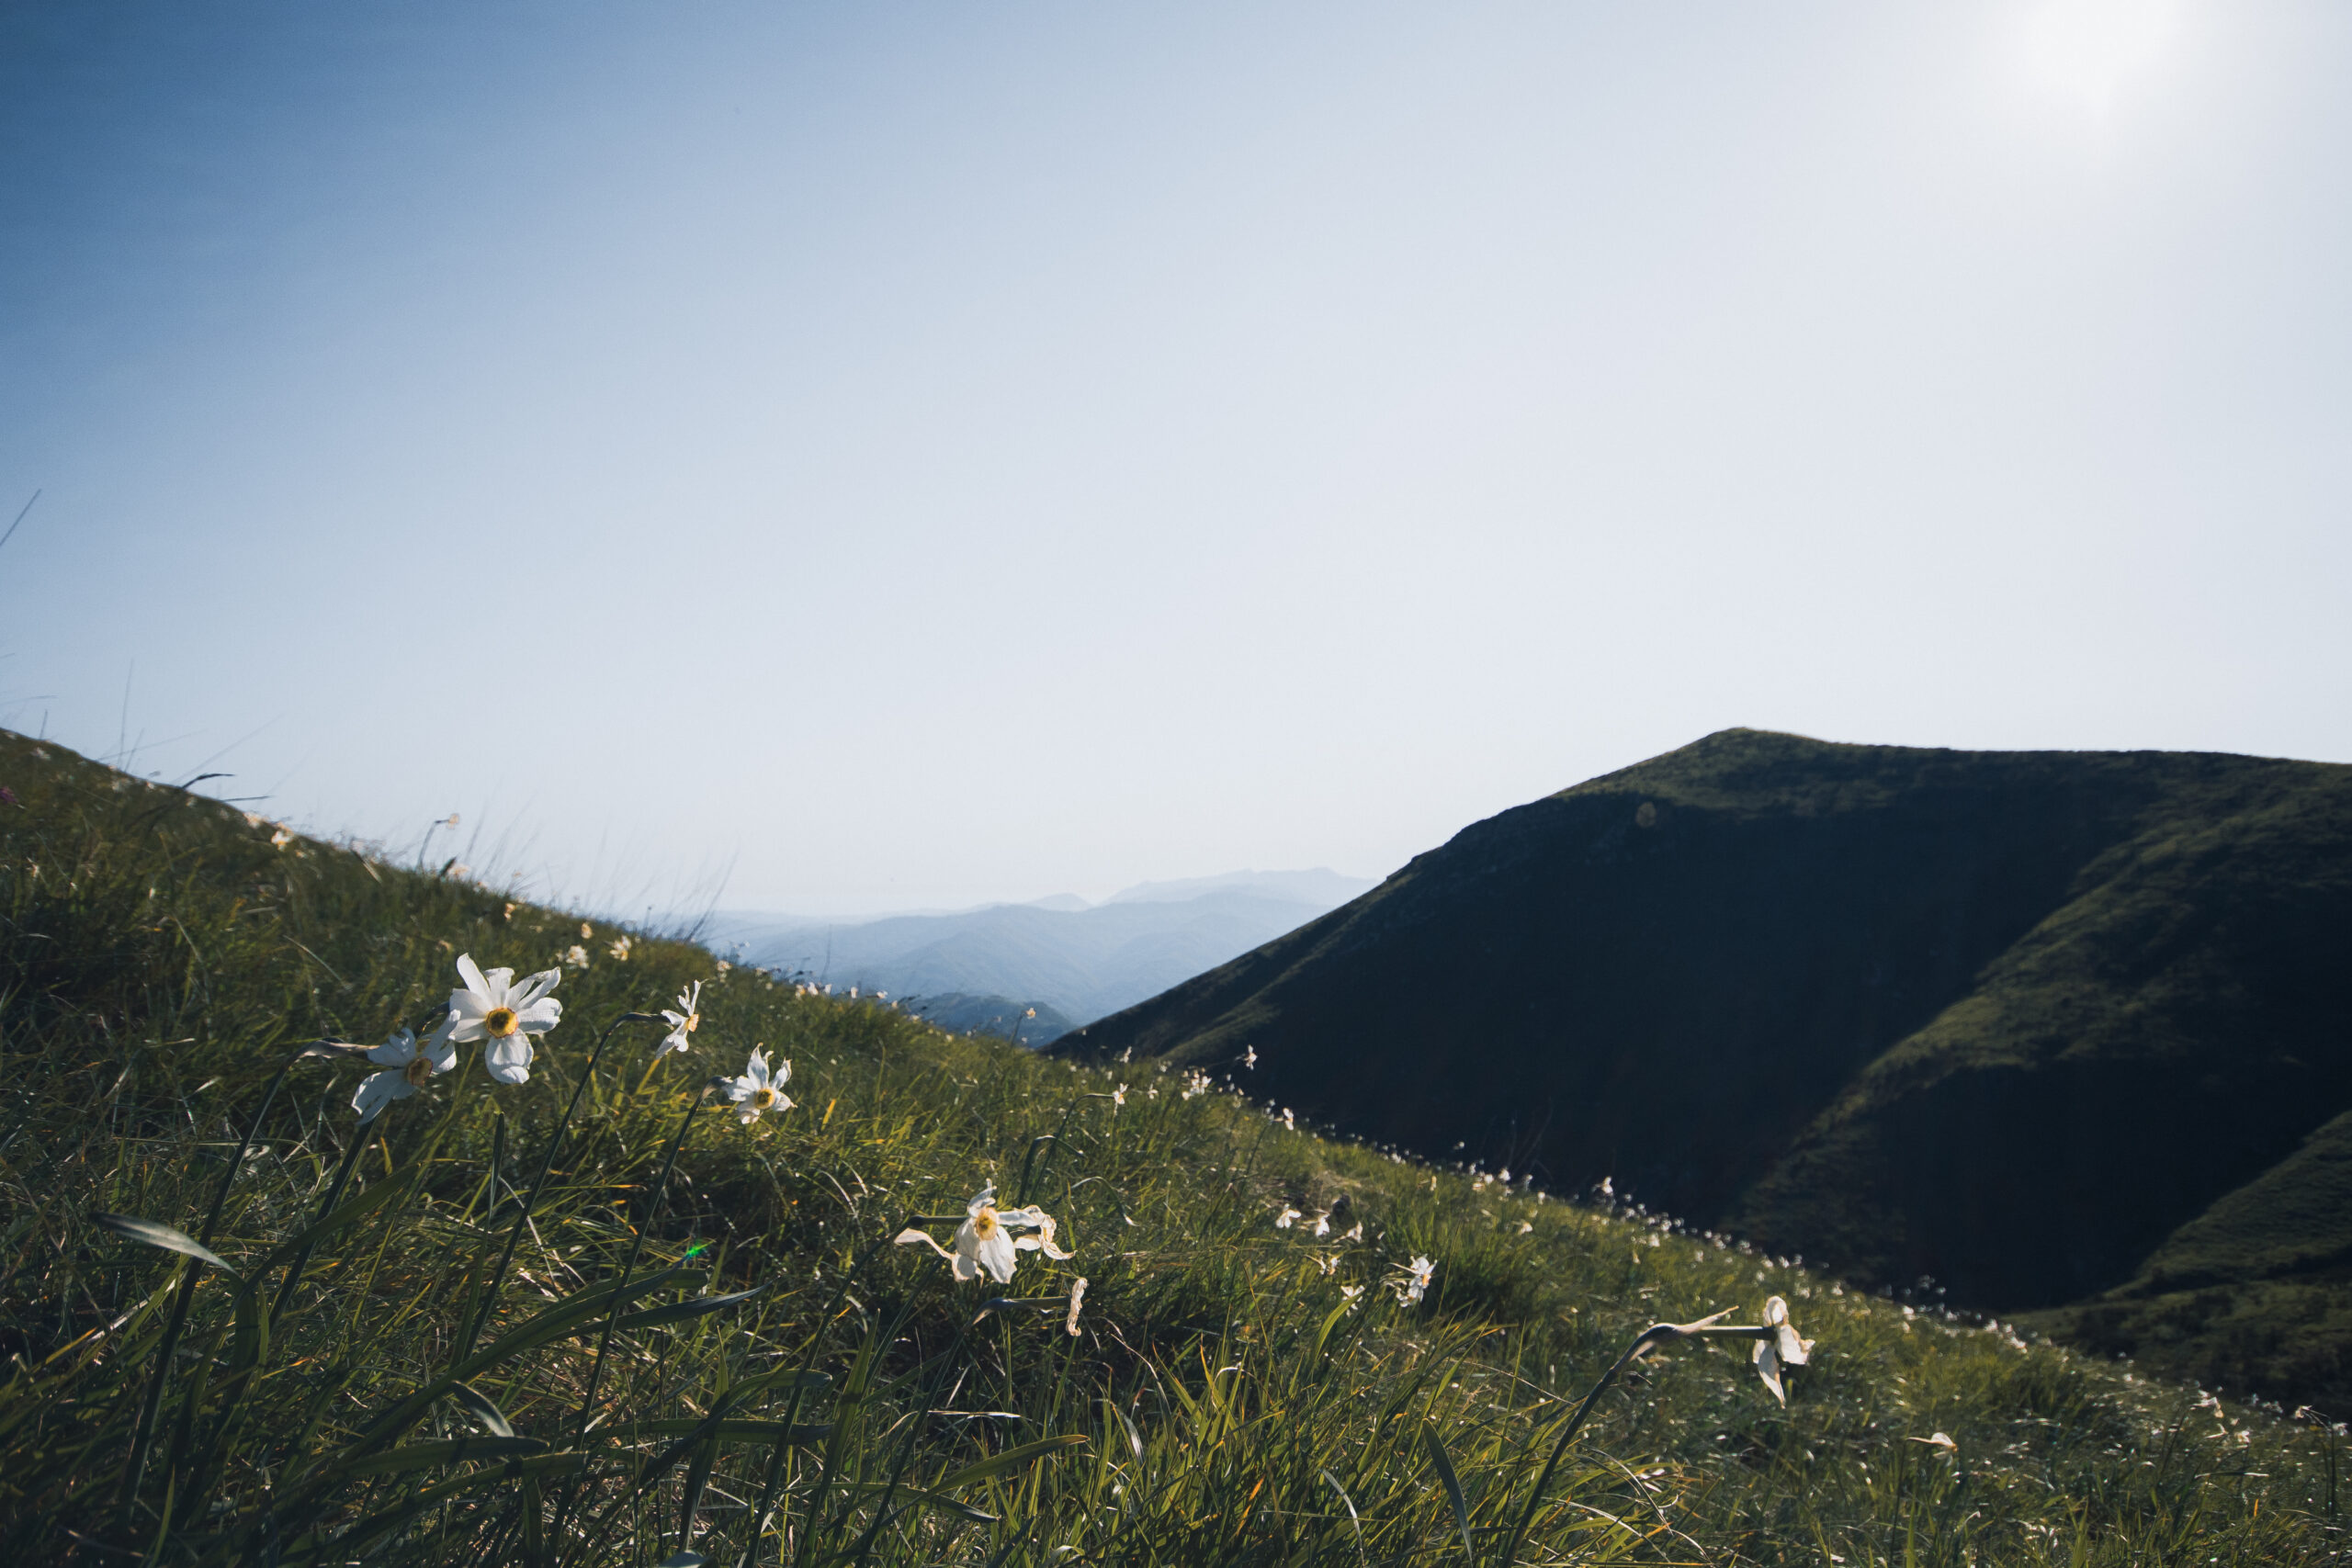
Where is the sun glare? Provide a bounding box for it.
[2020,0,2185,118]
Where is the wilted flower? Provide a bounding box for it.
[352,1026,456,1122]
[1394,1255,1436,1305]
[1066,1277,1089,1337]
[722,1048,793,1123]
[659,981,704,1054]
[1751,1295,1813,1405]
[895,1183,1073,1284]
[1908,1431,1958,1453]
[438,954,562,1085]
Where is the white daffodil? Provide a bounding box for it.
[1394,1255,1436,1305]
[895,1183,1072,1284]
[1244,1045,1257,1069]
[438,954,562,1085]
[563,944,590,969]
[1311,1210,1332,1237]
[1065,1277,1089,1337]
[1317,1253,1340,1277]
[1343,1222,1364,1243]
[1340,1283,1364,1313]
[659,981,704,1054]
[351,1026,457,1122]
[1275,1208,1302,1230]
[608,934,632,961]
[1751,1295,1814,1405]
[1112,1084,1127,1107]
[722,1048,794,1123]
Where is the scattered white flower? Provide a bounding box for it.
[1244,1045,1257,1069]
[607,934,631,961]
[1340,1284,1364,1312]
[1275,1208,1302,1230]
[1343,1222,1363,1242]
[1282,1108,1295,1132]
[1317,1253,1340,1277]
[659,980,704,1054]
[1112,1083,1127,1108]
[896,1183,1072,1284]
[1311,1210,1332,1237]
[562,944,590,969]
[269,828,292,849]
[722,1048,794,1123]
[580,922,594,940]
[1908,1431,1958,1453]
[1752,1295,1814,1406]
[438,953,562,1085]
[1393,1255,1436,1305]
[351,1026,456,1122]
[715,959,732,979]
[1065,1277,1089,1337]
[1599,1176,1613,1198]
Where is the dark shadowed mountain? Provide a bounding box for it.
[707,871,1374,1039]
[1055,729,2352,1410]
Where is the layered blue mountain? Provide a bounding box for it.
[708,870,1372,1041]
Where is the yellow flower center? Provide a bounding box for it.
[684,1012,700,1032]
[403,1055,436,1088]
[751,1086,776,1110]
[483,1007,519,1037]
[970,1207,1000,1240]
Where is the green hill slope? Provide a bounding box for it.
[2,728,2345,1564]
[1057,729,2352,1411]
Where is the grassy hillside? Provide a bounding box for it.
[1057,729,2352,1414]
[2,728,2346,1564]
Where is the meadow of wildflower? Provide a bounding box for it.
[2,726,2346,1565]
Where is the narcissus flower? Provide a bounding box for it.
[895,1183,1073,1284]
[660,981,704,1054]
[1275,1208,1302,1230]
[1394,1255,1436,1305]
[1751,1295,1813,1405]
[439,954,562,1085]
[722,1048,793,1123]
[352,1026,456,1122]
[1112,1084,1127,1108]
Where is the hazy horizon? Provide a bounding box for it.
[5,2,2347,917]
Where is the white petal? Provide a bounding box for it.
[367,1028,418,1067]
[481,966,516,1003]
[977,1231,1019,1284]
[508,967,562,1010]
[352,1068,408,1121]
[485,1036,535,1084]
[425,1032,459,1074]
[515,997,562,1033]
[448,988,490,1021]
[456,953,492,998]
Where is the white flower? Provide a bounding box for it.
[722,1048,794,1123]
[1275,1208,1302,1230]
[1282,1108,1295,1132]
[351,1026,457,1122]
[1065,1277,1089,1337]
[1394,1255,1436,1305]
[1112,1084,1127,1108]
[1340,1284,1364,1313]
[580,922,594,939]
[1343,1222,1364,1242]
[715,960,732,979]
[1311,1210,1331,1237]
[659,980,704,1054]
[1244,1045,1257,1069]
[438,954,562,1085]
[1317,1253,1340,1277]
[1182,1069,1211,1100]
[608,934,631,961]
[895,1183,1072,1284]
[562,944,590,968]
[269,828,292,849]
[1908,1431,1958,1453]
[1518,1220,1533,1234]
[1751,1295,1814,1405]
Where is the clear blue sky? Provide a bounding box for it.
[3,2,2346,915]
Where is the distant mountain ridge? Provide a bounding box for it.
[707,870,1373,1037]
[1055,730,2352,1411]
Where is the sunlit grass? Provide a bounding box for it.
[1,728,2345,1564]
